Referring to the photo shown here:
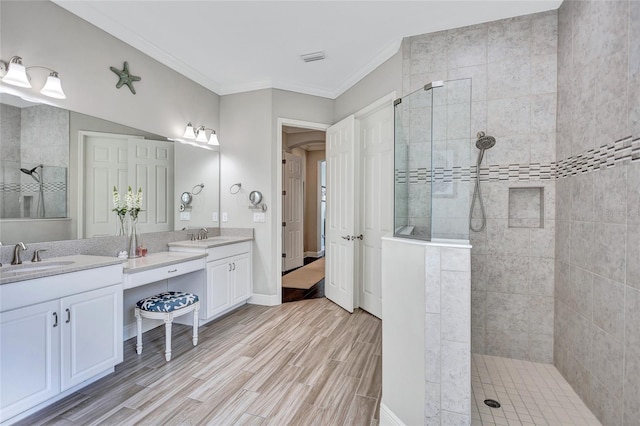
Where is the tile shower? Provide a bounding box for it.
[403,2,639,425]
[0,103,69,220]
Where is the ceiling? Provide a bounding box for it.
[54,1,562,99]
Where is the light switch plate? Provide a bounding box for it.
[222,212,228,222]
[253,212,266,223]
[180,211,191,221]
[212,212,218,222]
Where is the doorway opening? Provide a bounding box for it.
[278,121,329,303]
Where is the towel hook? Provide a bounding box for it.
[229,183,242,194]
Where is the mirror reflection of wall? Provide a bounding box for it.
[0,98,69,224]
[0,93,221,245]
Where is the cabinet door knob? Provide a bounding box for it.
[232,262,236,271]
[65,308,71,324]
[229,263,233,272]
[53,312,58,327]
[167,269,177,273]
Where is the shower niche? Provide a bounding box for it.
[394,78,472,241]
[508,187,544,228]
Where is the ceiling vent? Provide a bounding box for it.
[301,51,325,63]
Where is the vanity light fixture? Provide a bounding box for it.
[0,56,67,99]
[183,122,196,139]
[182,122,219,146]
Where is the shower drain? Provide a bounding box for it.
[484,399,501,409]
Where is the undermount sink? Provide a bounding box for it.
[1,260,75,274]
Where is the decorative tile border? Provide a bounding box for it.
[0,182,67,192]
[395,136,639,184]
[556,136,640,178]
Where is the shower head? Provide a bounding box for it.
[20,165,43,182]
[475,131,496,150]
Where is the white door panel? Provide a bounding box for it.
[358,104,394,319]
[84,137,128,238]
[283,152,304,271]
[325,115,355,313]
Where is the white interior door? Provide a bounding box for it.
[84,135,128,238]
[325,115,356,313]
[128,139,174,234]
[82,133,173,238]
[358,104,394,319]
[282,152,304,271]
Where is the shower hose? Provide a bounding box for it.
[469,161,486,232]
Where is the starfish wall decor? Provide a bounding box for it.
[109,61,141,94]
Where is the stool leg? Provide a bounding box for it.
[164,314,173,362]
[192,304,199,347]
[135,308,143,355]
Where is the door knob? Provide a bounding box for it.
[341,235,351,241]
[354,234,363,240]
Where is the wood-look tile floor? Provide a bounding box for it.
[17,297,382,426]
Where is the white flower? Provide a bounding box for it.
[112,186,127,215]
[127,186,144,219]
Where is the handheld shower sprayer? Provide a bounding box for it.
[470,132,496,232]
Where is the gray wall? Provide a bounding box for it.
[333,52,402,122]
[219,88,333,298]
[554,1,640,425]
[0,0,219,146]
[404,11,558,363]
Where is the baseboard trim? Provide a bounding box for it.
[248,293,280,306]
[379,402,406,426]
[303,251,324,258]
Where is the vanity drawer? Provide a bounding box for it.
[124,258,204,289]
[206,241,251,261]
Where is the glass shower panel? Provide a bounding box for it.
[393,78,472,242]
[430,78,472,240]
[393,85,433,240]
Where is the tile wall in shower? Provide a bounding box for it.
[554,1,640,425]
[403,10,558,362]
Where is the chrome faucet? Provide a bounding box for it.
[12,242,26,265]
[32,249,47,262]
[198,227,208,240]
[0,241,3,267]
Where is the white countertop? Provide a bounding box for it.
[123,251,206,274]
[0,255,123,285]
[167,236,253,249]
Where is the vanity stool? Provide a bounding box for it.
[135,291,200,361]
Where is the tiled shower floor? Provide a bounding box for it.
[471,354,601,426]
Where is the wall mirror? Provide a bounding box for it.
[0,93,220,245]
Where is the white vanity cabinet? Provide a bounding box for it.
[206,248,251,317]
[60,285,122,390]
[0,260,123,424]
[0,300,60,420]
[169,239,252,322]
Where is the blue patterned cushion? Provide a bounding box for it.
[136,292,199,312]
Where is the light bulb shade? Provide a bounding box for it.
[183,123,196,139]
[40,73,66,99]
[196,127,208,143]
[208,131,219,146]
[2,61,31,88]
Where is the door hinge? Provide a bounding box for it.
[282,222,286,227]
[282,253,286,258]
[282,190,286,196]
[282,159,287,164]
